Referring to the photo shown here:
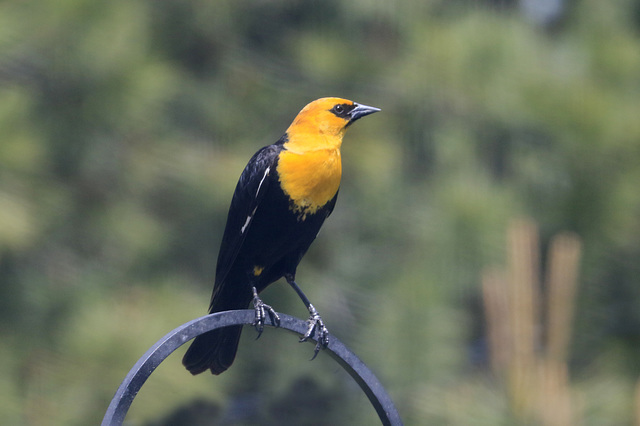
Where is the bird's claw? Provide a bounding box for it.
[299,304,329,360]
[252,288,280,339]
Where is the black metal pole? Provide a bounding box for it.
[102,310,402,426]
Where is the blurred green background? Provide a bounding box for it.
[2,0,640,424]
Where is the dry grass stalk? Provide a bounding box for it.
[507,219,540,366]
[536,359,575,426]
[482,219,582,425]
[482,269,510,375]
[545,232,582,363]
[506,219,541,417]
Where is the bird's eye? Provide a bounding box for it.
[333,104,344,114]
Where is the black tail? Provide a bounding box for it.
[182,285,251,375]
[182,324,243,375]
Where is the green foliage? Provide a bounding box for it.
[1,0,640,424]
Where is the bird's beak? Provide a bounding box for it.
[349,103,381,124]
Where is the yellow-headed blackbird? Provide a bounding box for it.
[182,97,380,375]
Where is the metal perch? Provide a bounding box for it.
[102,310,402,426]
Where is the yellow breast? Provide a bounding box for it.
[276,147,342,216]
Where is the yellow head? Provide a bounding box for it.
[284,97,380,152]
[277,97,380,216]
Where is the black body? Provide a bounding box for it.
[182,138,338,375]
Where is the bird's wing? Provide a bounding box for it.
[211,144,281,302]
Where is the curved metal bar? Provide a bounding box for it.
[102,310,402,426]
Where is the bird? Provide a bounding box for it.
[182,97,380,375]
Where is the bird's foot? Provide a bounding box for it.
[300,303,329,360]
[252,287,280,338]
